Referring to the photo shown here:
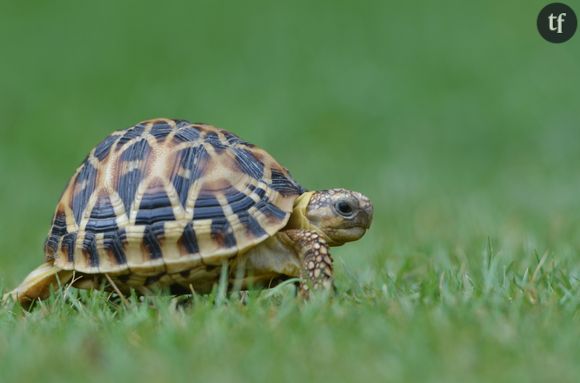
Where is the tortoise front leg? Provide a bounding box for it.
[284,230,333,297]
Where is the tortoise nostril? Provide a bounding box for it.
[361,200,373,228]
[366,203,374,220]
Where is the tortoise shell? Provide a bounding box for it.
[43,118,304,278]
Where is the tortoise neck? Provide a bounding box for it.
[285,192,332,243]
[285,192,314,231]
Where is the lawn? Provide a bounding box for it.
[1,1,580,382]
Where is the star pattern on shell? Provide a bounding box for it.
[43,118,304,280]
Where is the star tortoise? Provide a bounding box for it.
[6,118,373,304]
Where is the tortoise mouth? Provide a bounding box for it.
[326,227,367,245]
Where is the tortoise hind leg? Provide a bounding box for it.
[3,262,74,306]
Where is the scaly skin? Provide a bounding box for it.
[285,229,333,297]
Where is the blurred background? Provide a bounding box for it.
[1,0,579,285]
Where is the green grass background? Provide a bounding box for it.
[1,1,580,382]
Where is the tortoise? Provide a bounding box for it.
[5,118,373,305]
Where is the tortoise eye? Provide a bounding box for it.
[335,201,354,217]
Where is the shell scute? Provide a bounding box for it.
[117,167,144,213]
[142,223,164,261]
[193,194,225,220]
[61,232,77,262]
[237,210,267,238]
[270,168,303,196]
[120,139,151,162]
[115,124,146,149]
[204,131,228,152]
[81,232,99,269]
[172,125,201,143]
[170,145,209,207]
[233,147,264,180]
[135,182,176,226]
[85,194,118,233]
[102,231,126,266]
[93,134,118,161]
[224,187,256,213]
[210,217,237,249]
[149,120,173,141]
[44,208,67,258]
[71,162,98,225]
[178,222,199,256]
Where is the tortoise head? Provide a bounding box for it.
[288,188,373,246]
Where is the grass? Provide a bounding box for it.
[1,248,579,383]
[1,1,580,382]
